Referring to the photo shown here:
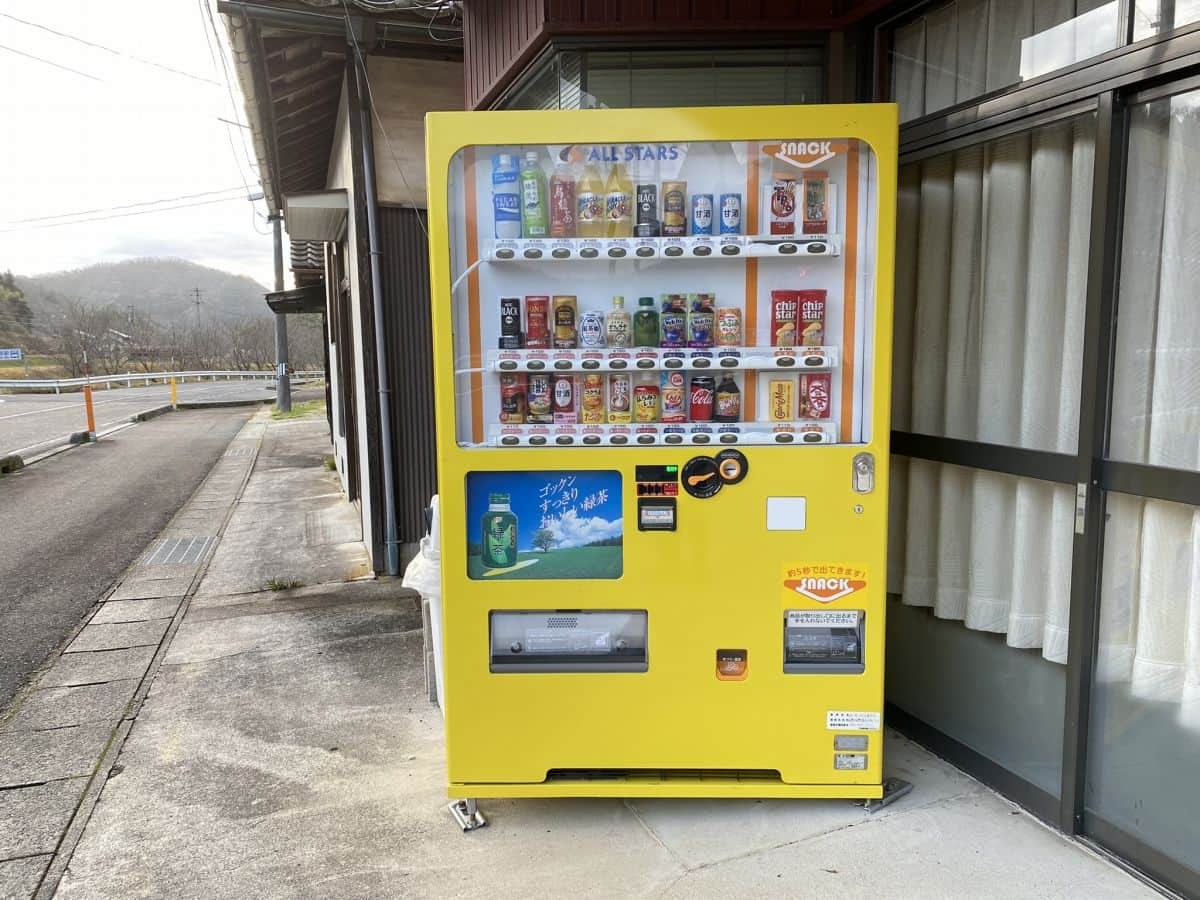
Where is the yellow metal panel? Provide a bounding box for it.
[425,105,898,799]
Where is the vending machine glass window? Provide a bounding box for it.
[444,137,879,451]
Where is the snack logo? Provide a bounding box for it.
[783,564,867,603]
[764,140,841,170]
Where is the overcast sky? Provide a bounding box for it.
[0,0,275,287]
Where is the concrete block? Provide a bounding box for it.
[0,777,88,857]
[5,680,138,732]
[89,597,182,625]
[39,647,156,689]
[66,621,169,654]
[627,730,983,869]
[659,790,1156,899]
[107,578,192,601]
[0,724,112,787]
[0,855,50,899]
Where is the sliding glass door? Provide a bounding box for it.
[1083,81,1200,897]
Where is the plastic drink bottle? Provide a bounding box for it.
[491,153,521,239]
[633,297,659,347]
[480,493,518,568]
[519,151,549,238]
[606,296,631,348]
[605,163,634,237]
[576,163,606,238]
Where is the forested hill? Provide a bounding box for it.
[14,258,269,332]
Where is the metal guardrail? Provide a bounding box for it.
[0,369,323,394]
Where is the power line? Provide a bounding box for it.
[0,195,253,233]
[0,43,102,81]
[8,186,248,225]
[0,12,221,86]
[199,0,261,187]
[340,1,430,240]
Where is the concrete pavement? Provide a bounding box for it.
[2,409,1158,899]
[0,380,275,458]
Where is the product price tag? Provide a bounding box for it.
[491,239,519,260]
[606,238,632,259]
[633,238,658,259]
[718,235,744,255]
[548,239,575,260]
[518,240,547,260]
[577,239,603,259]
[662,237,687,258]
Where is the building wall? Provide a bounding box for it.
[325,79,353,495]
[326,74,379,565]
[462,0,546,110]
[367,56,465,207]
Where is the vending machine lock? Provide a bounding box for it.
[852,452,875,493]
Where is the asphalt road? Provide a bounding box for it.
[0,381,276,457]
[0,407,254,710]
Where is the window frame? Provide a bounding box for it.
[875,3,1200,895]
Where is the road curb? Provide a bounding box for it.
[132,404,174,422]
[176,397,275,410]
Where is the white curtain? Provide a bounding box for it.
[1098,92,1200,732]
[893,115,1094,659]
[893,0,1118,122]
[891,94,1200,733]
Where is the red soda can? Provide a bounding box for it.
[525,295,550,348]
[689,375,714,422]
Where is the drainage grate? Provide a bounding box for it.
[224,446,254,458]
[142,535,216,566]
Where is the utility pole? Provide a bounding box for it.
[271,214,292,413]
[190,288,202,328]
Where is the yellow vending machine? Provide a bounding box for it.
[425,104,899,829]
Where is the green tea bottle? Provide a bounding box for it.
[481,493,518,568]
[633,296,659,347]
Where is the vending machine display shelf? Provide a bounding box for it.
[483,235,842,263]
[484,346,839,374]
[484,421,837,447]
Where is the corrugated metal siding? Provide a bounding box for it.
[463,0,547,109]
[545,0,841,24]
[378,205,438,544]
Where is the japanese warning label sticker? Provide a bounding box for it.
[827,710,881,731]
